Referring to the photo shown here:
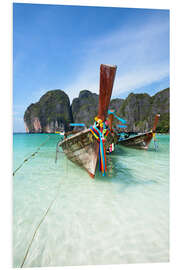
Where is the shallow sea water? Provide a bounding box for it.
[13,133,169,267]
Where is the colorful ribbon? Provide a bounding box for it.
[70,123,85,127]
[90,123,109,176]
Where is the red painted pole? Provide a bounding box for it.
[98,64,117,122]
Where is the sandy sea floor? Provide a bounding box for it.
[13,133,169,267]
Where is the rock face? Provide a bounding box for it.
[118,88,169,132]
[119,93,152,131]
[71,90,99,128]
[24,87,169,133]
[150,88,169,132]
[24,90,73,133]
[71,90,124,129]
[109,98,124,112]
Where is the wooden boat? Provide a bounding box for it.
[116,114,160,150]
[58,64,117,178]
[55,123,65,135]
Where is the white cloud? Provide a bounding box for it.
[65,17,169,101]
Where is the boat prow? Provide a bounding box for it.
[58,64,117,178]
[59,128,115,177]
[59,129,99,177]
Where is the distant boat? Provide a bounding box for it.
[55,123,65,135]
[55,131,65,135]
[59,131,65,136]
[116,114,160,150]
[57,64,117,178]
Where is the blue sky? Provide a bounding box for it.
[13,3,169,132]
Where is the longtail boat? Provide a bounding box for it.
[116,114,160,150]
[57,64,117,178]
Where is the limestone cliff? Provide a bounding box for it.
[118,88,169,132]
[71,90,99,128]
[109,98,124,112]
[24,87,169,133]
[24,90,73,133]
[71,90,125,129]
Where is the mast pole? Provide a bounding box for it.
[98,64,117,122]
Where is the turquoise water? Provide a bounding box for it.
[13,133,169,267]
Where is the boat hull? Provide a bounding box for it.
[59,128,115,177]
[58,64,117,178]
[118,132,153,150]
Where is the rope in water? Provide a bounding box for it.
[13,136,50,176]
[55,137,64,163]
[20,135,65,267]
[20,182,62,267]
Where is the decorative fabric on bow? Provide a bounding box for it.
[90,117,109,176]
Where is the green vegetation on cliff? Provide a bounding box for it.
[117,88,169,133]
[24,90,73,133]
[71,90,99,128]
[156,113,169,133]
[24,87,170,133]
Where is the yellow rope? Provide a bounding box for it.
[20,183,61,267]
[18,135,64,267]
